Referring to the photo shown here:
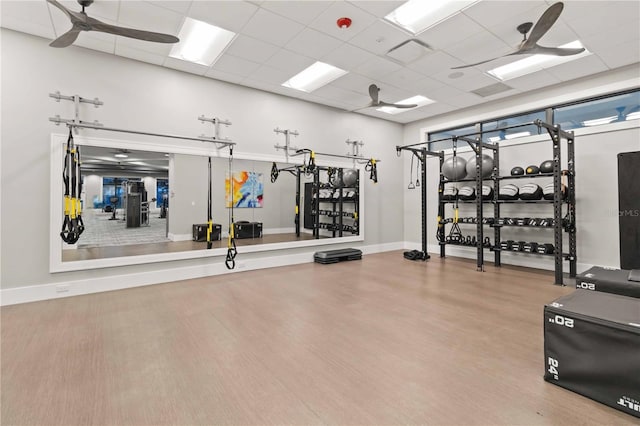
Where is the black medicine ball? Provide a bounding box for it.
[539,160,554,173]
[511,166,525,176]
[525,165,540,175]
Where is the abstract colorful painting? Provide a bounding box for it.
[225,171,263,208]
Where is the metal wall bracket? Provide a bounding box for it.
[274,127,300,162]
[49,91,103,133]
[198,115,233,147]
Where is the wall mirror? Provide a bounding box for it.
[50,133,365,272]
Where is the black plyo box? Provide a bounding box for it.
[234,222,263,239]
[192,223,221,242]
[576,266,640,298]
[544,290,640,418]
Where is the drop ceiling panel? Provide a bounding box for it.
[285,28,343,59]
[416,12,485,51]
[115,35,173,56]
[347,20,410,56]
[441,91,484,109]
[224,34,279,63]
[308,2,378,42]
[187,0,258,32]
[74,32,116,54]
[313,85,369,106]
[264,49,315,73]
[204,68,245,85]
[581,25,640,54]
[241,8,305,46]
[330,72,377,93]
[118,1,183,36]
[355,56,403,80]
[407,51,464,75]
[595,40,640,70]
[462,1,546,31]
[52,0,119,22]
[211,53,262,78]
[545,54,610,82]
[148,1,193,15]
[347,1,407,19]
[377,67,433,91]
[163,57,208,76]
[504,70,563,92]
[446,31,512,67]
[431,69,503,93]
[245,64,291,85]
[260,1,334,26]
[115,44,166,66]
[320,43,377,70]
[1,1,55,39]
[561,1,640,36]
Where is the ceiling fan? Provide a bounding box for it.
[354,84,418,111]
[46,0,179,48]
[452,2,585,69]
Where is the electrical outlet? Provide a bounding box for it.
[56,284,70,293]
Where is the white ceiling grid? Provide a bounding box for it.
[0,0,638,124]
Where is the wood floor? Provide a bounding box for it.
[1,252,635,425]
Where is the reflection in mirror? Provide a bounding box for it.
[60,144,363,264]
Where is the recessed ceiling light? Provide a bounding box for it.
[376,95,434,115]
[114,153,128,158]
[169,17,236,66]
[582,116,617,127]
[282,61,348,93]
[385,0,479,35]
[487,41,591,81]
[504,131,531,140]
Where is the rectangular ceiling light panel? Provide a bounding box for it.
[377,95,434,115]
[170,17,236,66]
[385,0,479,35]
[282,62,348,93]
[487,41,591,81]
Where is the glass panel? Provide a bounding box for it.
[482,110,545,143]
[428,125,476,151]
[554,91,640,131]
[156,178,168,208]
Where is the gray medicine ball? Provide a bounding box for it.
[466,154,494,178]
[442,156,467,181]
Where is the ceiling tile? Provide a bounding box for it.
[347,1,407,19]
[431,69,502,92]
[285,28,343,59]
[503,69,562,92]
[416,11,486,51]
[407,51,465,75]
[330,73,377,93]
[187,0,258,32]
[204,68,245,85]
[260,1,334,26]
[163,57,209,76]
[320,43,377,70]
[115,44,166,66]
[581,25,640,55]
[561,1,640,38]
[54,0,119,22]
[241,8,305,46]
[445,31,512,67]
[377,67,432,91]
[240,78,279,93]
[355,56,402,80]
[73,32,116,55]
[146,1,193,14]
[118,2,183,43]
[313,84,369,107]
[2,1,56,40]
[347,20,410,56]
[545,54,610,82]
[265,49,315,73]
[595,40,640,70]
[246,64,291,85]
[462,1,546,31]
[441,92,484,109]
[308,1,378,42]
[211,53,261,78]
[224,34,279,63]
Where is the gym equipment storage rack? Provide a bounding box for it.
[397,118,577,285]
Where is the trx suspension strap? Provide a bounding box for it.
[270,162,279,183]
[207,157,214,250]
[60,128,81,244]
[225,147,237,270]
[365,159,377,183]
[76,145,85,236]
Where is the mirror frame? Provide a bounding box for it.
[50,133,365,273]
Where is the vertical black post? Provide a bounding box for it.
[475,123,484,271]
[493,144,501,266]
[438,152,446,258]
[354,169,360,236]
[338,168,343,237]
[295,168,301,237]
[421,149,428,257]
[552,125,563,285]
[314,167,320,239]
[567,132,577,277]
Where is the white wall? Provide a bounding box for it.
[402,65,640,271]
[83,174,102,209]
[0,29,404,296]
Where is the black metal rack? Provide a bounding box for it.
[396,118,577,285]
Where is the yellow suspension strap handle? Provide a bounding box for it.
[365,159,378,183]
[207,157,214,250]
[225,147,237,270]
[308,150,316,173]
[454,207,459,224]
[60,128,79,244]
[75,145,85,236]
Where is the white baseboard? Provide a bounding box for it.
[402,241,595,274]
[1,241,404,306]
[168,233,192,242]
[262,227,295,235]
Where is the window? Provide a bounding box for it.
[156,179,169,208]
[554,91,640,131]
[102,177,125,208]
[482,110,545,143]
[428,125,476,151]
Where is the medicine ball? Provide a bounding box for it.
[525,165,540,175]
[498,184,519,200]
[329,172,343,187]
[458,186,476,201]
[511,166,525,176]
[466,154,494,178]
[442,186,458,201]
[481,185,494,200]
[539,160,554,174]
[542,182,567,200]
[342,169,358,187]
[442,156,467,181]
[519,183,543,200]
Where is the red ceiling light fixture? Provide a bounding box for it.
[336,17,352,29]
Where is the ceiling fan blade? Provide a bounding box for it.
[350,101,376,112]
[378,101,418,109]
[89,20,179,44]
[49,28,81,48]
[45,0,72,19]
[368,84,380,104]
[522,2,564,49]
[527,45,585,56]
